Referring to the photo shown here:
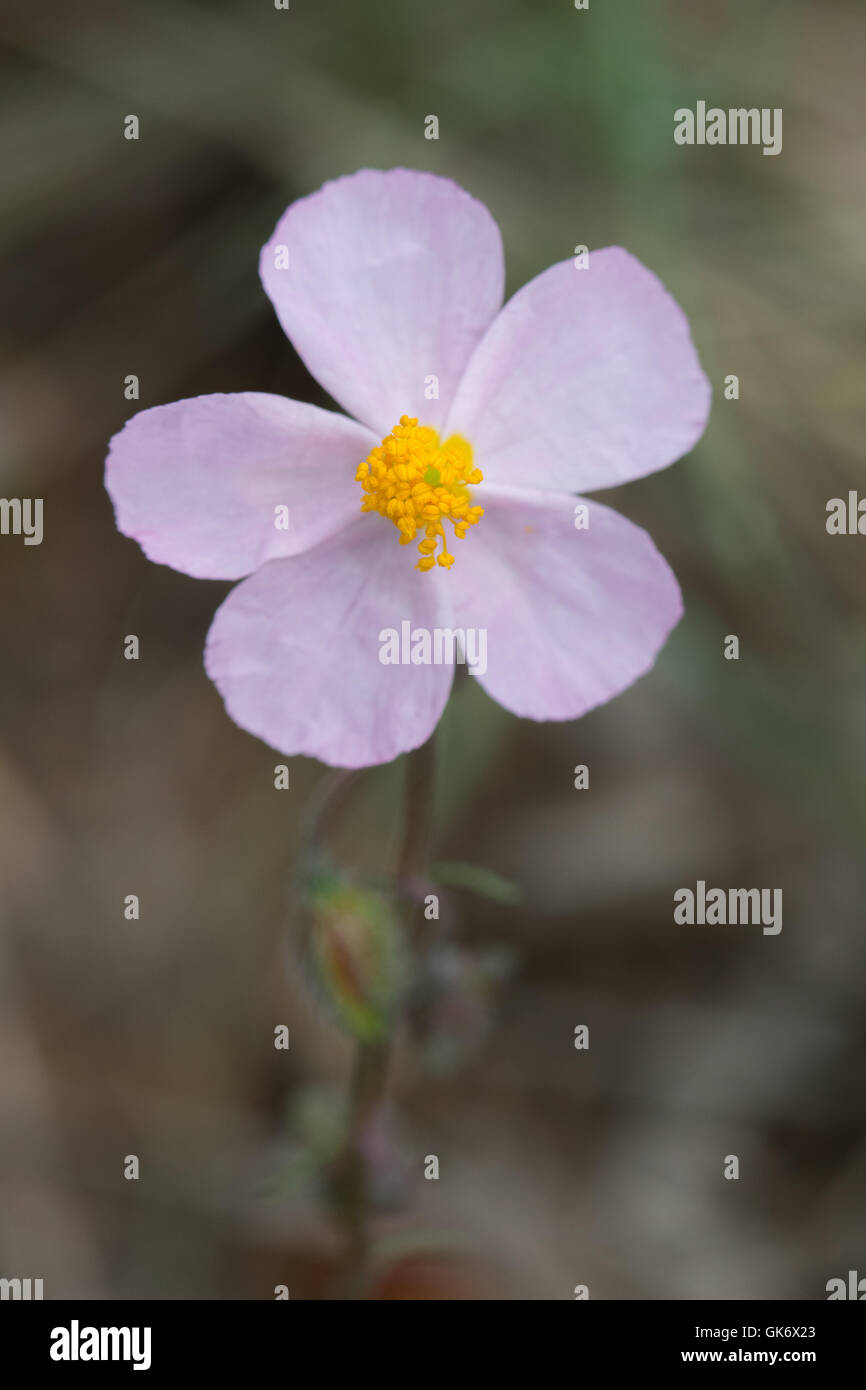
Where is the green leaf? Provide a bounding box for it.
[430,861,521,906]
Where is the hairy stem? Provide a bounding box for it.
[396,732,437,895]
[335,732,437,1297]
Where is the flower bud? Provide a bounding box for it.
[306,881,405,1041]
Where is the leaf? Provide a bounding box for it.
[430,860,521,906]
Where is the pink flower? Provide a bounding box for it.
[106,169,710,769]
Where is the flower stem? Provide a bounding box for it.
[397,731,437,896]
[334,731,437,1297]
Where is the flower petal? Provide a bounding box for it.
[452,485,683,720]
[259,169,504,436]
[204,521,454,768]
[445,248,711,493]
[106,393,374,579]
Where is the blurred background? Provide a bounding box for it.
[1,0,865,1299]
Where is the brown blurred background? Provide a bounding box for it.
[1,0,865,1299]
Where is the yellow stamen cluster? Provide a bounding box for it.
[355,415,484,570]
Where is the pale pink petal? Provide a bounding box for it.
[259,169,504,437]
[445,248,711,493]
[204,521,454,768]
[106,393,375,580]
[451,485,683,720]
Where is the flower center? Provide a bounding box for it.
[355,415,484,571]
